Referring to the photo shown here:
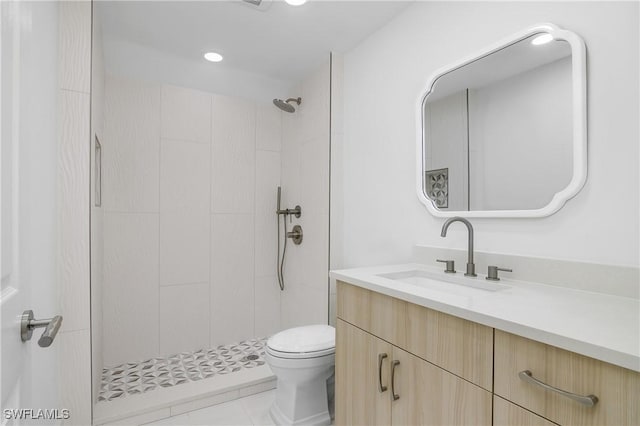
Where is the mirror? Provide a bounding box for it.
[417,24,586,218]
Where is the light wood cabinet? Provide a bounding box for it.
[494,330,640,426]
[335,318,392,426]
[336,280,640,426]
[337,281,493,390]
[336,280,492,426]
[336,319,491,426]
[493,395,558,426]
[391,344,492,426]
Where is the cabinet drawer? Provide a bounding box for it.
[337,281,493,390]
[494,395,558,426]
[494,330,640,426]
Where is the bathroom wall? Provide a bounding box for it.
[56,1,93,424]
[341,2,639,268]
[91,10,106,402]
[423,91,469,211]
[468,57,572,211]
[329,53,345,327]
[280,61,331,329]
[102,76,283,367]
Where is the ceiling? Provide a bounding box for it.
[97,0,413,85]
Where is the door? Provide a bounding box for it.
[1,0,61,421]
[335,319,392,426]
[391,346,492,426]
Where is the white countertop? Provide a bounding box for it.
[330,263,640,373]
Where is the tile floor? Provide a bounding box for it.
[144,390,275,426]
[100,338,267,401]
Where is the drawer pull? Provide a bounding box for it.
[519,370,599,407]
[391,360,400,401]
[378,353,388,393]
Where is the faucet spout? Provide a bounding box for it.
[440,217,476,277]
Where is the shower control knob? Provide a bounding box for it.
[287,225,303,245]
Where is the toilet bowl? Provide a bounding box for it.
[265,325,335,426]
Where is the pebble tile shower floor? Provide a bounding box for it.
[99,337,268,402]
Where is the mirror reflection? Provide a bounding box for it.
[422,33,573,211]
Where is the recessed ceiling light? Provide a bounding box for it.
[285,0,307,6]
[531,34,553,46]
[204,52,224,62]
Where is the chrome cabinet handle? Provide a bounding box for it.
[378,353,388,392]
[519,370,598,407]
[391,360,400,401]
[21,310,63,347]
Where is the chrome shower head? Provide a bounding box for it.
[273,97,301,113]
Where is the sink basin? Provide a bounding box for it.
[377,269,510,294]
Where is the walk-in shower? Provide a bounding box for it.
[273,97,302,113]
[91,3,333,420]
[276,186,302,290]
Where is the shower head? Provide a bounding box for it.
[273,97,301,113]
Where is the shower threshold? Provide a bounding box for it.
[94,337,275,425]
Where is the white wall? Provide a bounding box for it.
[91,9,105,403]
[56,1,93,424]
[102,76,283,366]
[342,2,639,268]
[329,53,345,326]
[424,91,469,211]
[469,57,572,211]
[280,60,331,329]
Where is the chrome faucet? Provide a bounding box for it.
[440,217,476,277]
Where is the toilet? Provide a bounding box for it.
[265,325,335,426]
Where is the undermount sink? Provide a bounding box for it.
[377,269,510,294]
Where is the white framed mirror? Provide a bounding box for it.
[416,23,587,218]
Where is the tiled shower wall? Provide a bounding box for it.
[102,76,284,367]
[279,62,331,329]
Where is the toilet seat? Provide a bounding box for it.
[267,325,335,359]
[267,345,335,359]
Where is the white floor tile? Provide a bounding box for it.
[145,399,250,426]
[143,390,275,426]
[240,391,275,426]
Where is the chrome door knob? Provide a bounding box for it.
[21,310,63,347]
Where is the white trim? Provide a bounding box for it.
[416,23,587,218]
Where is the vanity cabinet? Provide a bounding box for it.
[336,281,640,426]
[336,281,494,390]
[335,282,493,425]
[336,319,492,426]
[493,396,557,426]
[494,330,640,426]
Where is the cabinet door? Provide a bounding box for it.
[336,319,392,426]
[391,346,492,426]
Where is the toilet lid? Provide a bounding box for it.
[267,325,335,353]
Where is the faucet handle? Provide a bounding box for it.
[436,259,456,274]
[486,266,512,281]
